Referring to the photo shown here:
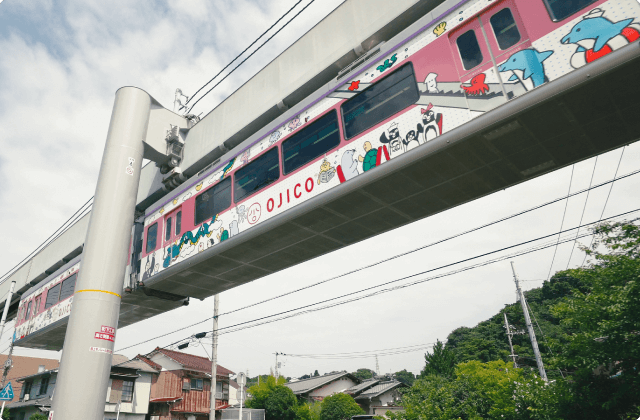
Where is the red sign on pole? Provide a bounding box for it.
[101,326,116,335]
[94,332,115,342]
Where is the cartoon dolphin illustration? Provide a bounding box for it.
[561,8,639,68]
[499,49,553,88]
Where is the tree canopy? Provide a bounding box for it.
[319,393,364,420]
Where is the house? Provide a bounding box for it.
[0,354,59,404]
[7,355,157,420]
[284,371,360,402]
[352,380,407,416]
[141,347,234,420]
[227,380,249,407]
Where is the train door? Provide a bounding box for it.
[163,207,182,247]
[449,0,532,112]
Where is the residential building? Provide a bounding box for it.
[0,354,59,404]
[227,380,249,407]
[7,355,157,420]
[140,347,234,420]
[284,371,360,402]
[353,380,406,416]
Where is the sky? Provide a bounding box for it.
[1,0,640,382]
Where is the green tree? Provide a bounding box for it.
[420,340,456,378]
[320,393,364,420]
[550,221,640,418]
[28,414,47,420]
[314,370,320,377]
[351,368,375,381]
[394,369,415,385]
[296,401,322,420]
[2,409,11,420]
[246,375,298,420]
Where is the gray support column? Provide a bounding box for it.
[210,294,219,420]
[0,280,16,344]
[51,87,152,420]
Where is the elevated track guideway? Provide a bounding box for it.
[4,0,640,350]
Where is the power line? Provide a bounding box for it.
[0,196,93,284]
[138,207,640,351]
[186,0,307,106]
[187,0,317,113]
[566,157,598,269]
[216,167,640,319]
[546,165,575,280]
[582,146,626,267]
[284,343,435,359]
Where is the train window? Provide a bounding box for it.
[165,217,172,241]
[195,177,232,225]
[25,301,32,320]
[175,211,182,236]
[59,273,77,301]
[45,284,61,309]
[490,8,521,50]
[282,110,341,174]
[146,223,158,253]
[457,30,484,70]
[234,147,280,203]
[543,0,597,22]
[34,295,41,316]
[341,63,420,139]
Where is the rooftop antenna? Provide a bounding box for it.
[174,88,190,114]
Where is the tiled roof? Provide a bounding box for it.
[115,358,160,373]
[285,372,358,394]
[150,347,234,375]
[111,354,129,366]
[135,354,163,371]
[355,381,405,400]
[346,378,380,395]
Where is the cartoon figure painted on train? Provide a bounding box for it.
[380,122,403,154]
[417,103,443,143]
[499,49,553,89]
[288,115,302,132]
[269,130,282,145]
[425,73,440,94]
[561,8,640,69]
[338,149,359,182]
[404,130,420,151]
[359,142,379,172]
[461,74,490,96]
[317,159,336,184]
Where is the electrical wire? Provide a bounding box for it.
[186,0,307,106]
[0,196,94,284]
[284,343,435,359]
[137,207,639,351]
[581,146,626,267]
[187,0,317,113]
[216,167,640,319]
[566,157,598,269]
[545,165,575,280]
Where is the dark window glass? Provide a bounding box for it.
[122,381,134,402]
[457,30,484,70]
[146,223,158,253]
[26,301,32,320]
[282,111,341,174]
[59,274,77,301]
[165,217,172,241]
[195,177,232,225]
[34,295,41,317]
[45,284,61,309]
[23,381,32,397]
[234,148,280,203]
[190,378,203,390]
[341,63,420,139]
[175,211,182,236]
[490,8,521,50]
[38,377,49,395]
[543,0,597,21]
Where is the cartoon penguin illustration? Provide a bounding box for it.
[416,103,443,143]
[403,130,420,151]
[337,149,359,183]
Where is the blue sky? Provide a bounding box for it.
[1,0,640,379]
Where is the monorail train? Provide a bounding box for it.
[15,0,640,345]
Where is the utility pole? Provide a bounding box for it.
[510,262,547,381]
[1,334,15,389]
[503,312,518,368]
[210,294,219,420]
[375,355,380,377]
[274,353,280,380]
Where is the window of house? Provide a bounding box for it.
[341,63,420,139]
[165,217,172,241]
[490,8,521,50]
[457,30,484,70]
[59,274,77,301]
[282,110,341,175]
[175,211,182,236]
[45,284,61,309]
[22,381,32,398]
[121,380,134,402]
[38,377,49,395]
[190,378,203,390]
[195,177,232,225]
[234,147,280,203]
[543,0,597,21]
[146,223,158,253]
